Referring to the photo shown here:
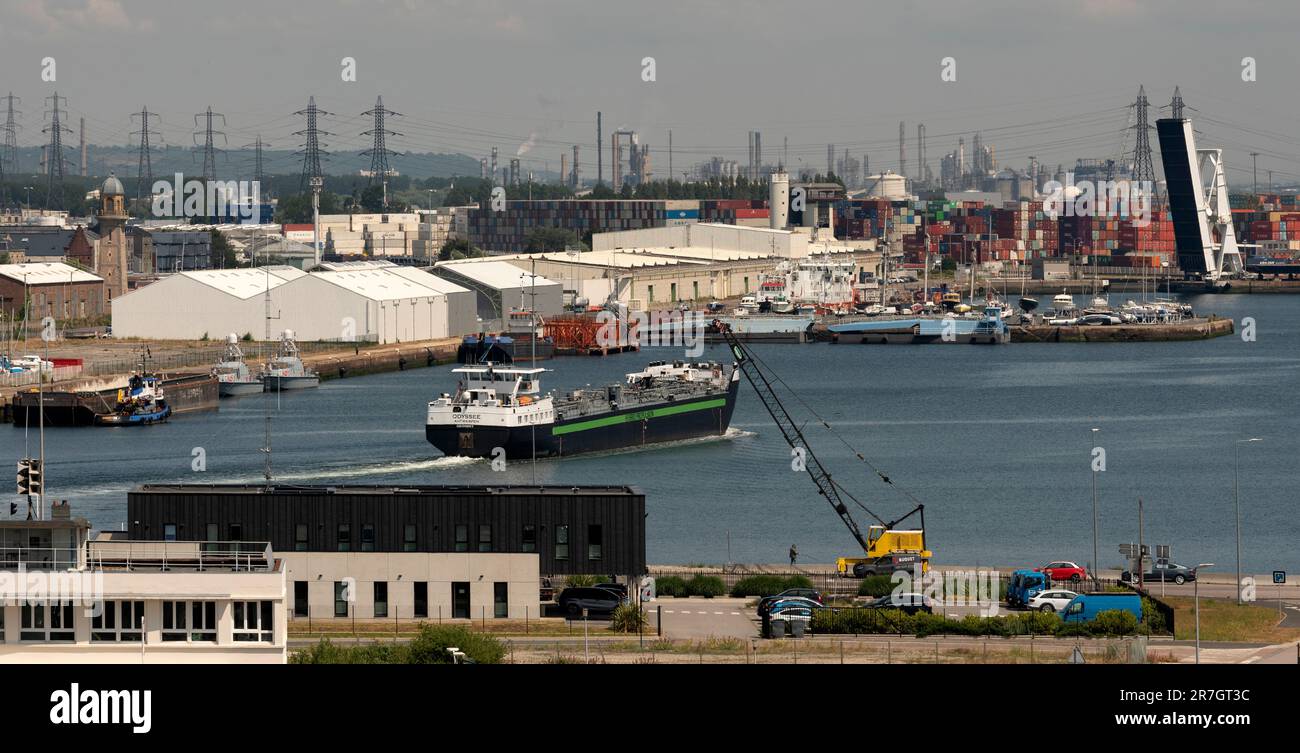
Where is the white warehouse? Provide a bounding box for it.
[112,264,476,344]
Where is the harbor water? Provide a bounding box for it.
[8,292,1298,572]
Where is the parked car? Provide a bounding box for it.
[1037,561,1088,583]
[866,592,934,615]
[557,587,624,616]
[758,597,820,619]
[1122,558,1197,585]
[1026,589,1078,613]
[594,582,628,600]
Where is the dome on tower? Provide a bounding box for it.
[102,173,124,196]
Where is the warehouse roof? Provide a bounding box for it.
[381,266,471,295]
[0,261,103,285]
[174,266,305,299]
[434,259,558,290]
[309,268,453,301]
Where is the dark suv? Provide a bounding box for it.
[557,587,624,616]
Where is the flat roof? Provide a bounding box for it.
[309,268,455,301]
[133,484,641,496]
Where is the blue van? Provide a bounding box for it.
[1007,569,1050,607]
[1059,593,1142,623]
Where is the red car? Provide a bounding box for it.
[1036,561,1087,583]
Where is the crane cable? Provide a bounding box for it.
[738,342,930,512]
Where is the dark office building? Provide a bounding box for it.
[127,484,647,576]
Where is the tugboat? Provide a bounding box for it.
[260,329,320,392]
[426,360,740,459]
[95,373,172,425]
[212,333,263,397]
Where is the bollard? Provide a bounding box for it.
[657,605,662,637]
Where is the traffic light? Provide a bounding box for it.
[15,458,41,497]
[16,459,31,496]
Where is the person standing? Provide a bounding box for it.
[789,544,798,567]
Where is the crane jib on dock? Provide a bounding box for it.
[711,320,932,578]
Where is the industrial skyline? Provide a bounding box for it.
[0,0,1296,187]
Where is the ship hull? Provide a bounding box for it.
[427,379,739,459]
[220,380,264,397]
[262,375,319,391]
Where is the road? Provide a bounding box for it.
[648,597,755,639]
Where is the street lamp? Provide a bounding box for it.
[1091,427,1100,586]
[1193,563,1214,664]
[1234,438,1263,605]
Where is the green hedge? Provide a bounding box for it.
[856,575,896,598]
[686,575,726,598]
[656,576,688,597]
[729,574,814,598]
[291,624,506,664]
[811,608,1144,638]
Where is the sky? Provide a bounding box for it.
[0,0,1297,185]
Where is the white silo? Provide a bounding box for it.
[770,171,789,229]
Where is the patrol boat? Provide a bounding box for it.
[260,330,319,391]
[212,334,263,397]
[426,360,740,458]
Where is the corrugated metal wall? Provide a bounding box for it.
[127,485,646,576]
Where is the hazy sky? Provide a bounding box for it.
[1,0,1297,184]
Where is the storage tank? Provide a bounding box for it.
[770,171,790,230]
[861,172,908,200]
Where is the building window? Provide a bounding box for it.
[478,524,492,553]
[233,601,274,642]
[164,524,177,542]
[229,523,242,541]
[92,601,144,642]
[671,282,677,302]
[693,281,699,300]
[361,524,376,552]
[494,582,509,618]
[162,601,216,642]
[744,276,750,293]
[373,582,388,618]
[648,285,654,303]
[454,524,468,552]
[522,525,537,553]
[295,524,308,551]
[588,524,603,561]
[337,523,351,552]
[205,523,219,542]
[555,525,569,561]
[403,524,418,552]
[294,582,308,617]
[414,582,428,618]
[334,582,350,617]
[21,602,75,642]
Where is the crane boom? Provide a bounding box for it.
[714,320,929,576]
[715,323,872,553]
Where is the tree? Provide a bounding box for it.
[274,191,341,224]
[523,227,585,254]
[438,237,480,261]
[210,229,238,268]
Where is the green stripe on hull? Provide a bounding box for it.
[551,398,728,436]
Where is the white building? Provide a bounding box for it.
[0,509,286,664]
[111,263,476,344]
[433,259,563,323]
[110,266,305,340]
